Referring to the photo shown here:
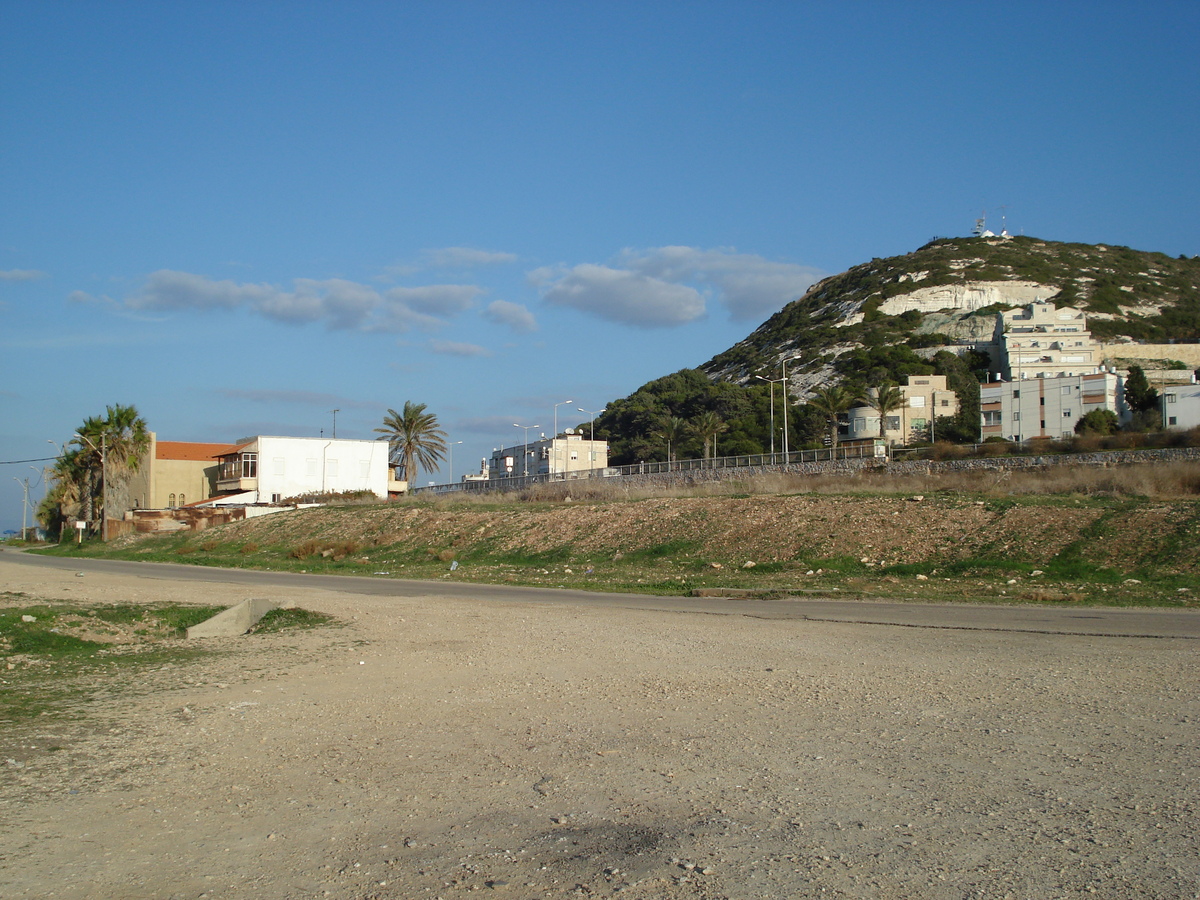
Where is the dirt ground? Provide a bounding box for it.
[1,559,1197,900]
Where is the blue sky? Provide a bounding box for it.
[3,1,1198,529]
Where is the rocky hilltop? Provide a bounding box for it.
[703,235,1200,395]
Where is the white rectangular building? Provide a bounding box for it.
[1161,383,1200,431]
[215,436,390,502]
[490,432,608,479]
[980,372,1126,442]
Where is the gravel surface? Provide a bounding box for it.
[1,560,1196,899]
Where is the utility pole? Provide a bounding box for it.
[330,409,340,439]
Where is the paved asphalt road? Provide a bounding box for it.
[3,548,1198,640]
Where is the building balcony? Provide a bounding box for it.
[216,476,257,493]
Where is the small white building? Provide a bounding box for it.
[215,436,390,503]
[490,431,608,479]
[980,372,1127,442]
[1160,383,1200,431]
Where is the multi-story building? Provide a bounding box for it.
[490,431,609,479]
[845,374,960,445]
[980,372,1127,442]
[215,435,391,502]
[126,433,240,510]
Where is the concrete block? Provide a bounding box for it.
[186,598,281,639]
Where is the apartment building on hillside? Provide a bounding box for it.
[980,372,1127,442]
[845,374,960,445]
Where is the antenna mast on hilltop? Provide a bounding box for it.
[972,210,988,237]
[998,204,1010,237]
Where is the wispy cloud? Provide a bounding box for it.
[104,270,484,332]
[530,247,824,327]
[0,269,47,282]
[216,389,378,410]
[429,339,493,358]
[531,262,705,327]
[483,299,538,333]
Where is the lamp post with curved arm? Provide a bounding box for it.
[74,431,106,540]
[513,423,540,478]
[577,407,605,469]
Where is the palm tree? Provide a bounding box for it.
[861,381,905,443]
[693,410,728,460]
[653,416,689,465]
[807,385,854,449]
[375,402,447,485]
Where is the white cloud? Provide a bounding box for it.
[429,339,493,358]
[530,247,824,327]
[483,299,538,333]
[422,247,518,268]
[119,270,483,333]
[0,269,47,281]
[534,263,706,327]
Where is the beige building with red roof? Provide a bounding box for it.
[126,433,239,510]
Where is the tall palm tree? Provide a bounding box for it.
[653,415,689,465]
[807,385,854,449]
[693,410,728,460]
[375,402,447,485]
[862,381,905,443]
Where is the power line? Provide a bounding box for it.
[0,457,56,465]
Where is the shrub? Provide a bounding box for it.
[240,542,259,555]
[290,539,321,560]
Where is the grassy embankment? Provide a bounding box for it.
[30,464,1200,609]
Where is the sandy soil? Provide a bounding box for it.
[1,560,1197,900]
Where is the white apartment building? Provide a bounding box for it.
[997,301,1099,380]
[845,374,960,445]
[214,436,391,503]
[490,431,609,479]
[980,372,1127,441]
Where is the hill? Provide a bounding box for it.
[703,234,1200,393]
[586,236,1200,463]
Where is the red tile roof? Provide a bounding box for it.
[155,441,240,462]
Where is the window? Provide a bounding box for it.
[940,398,951,407]
[1064,410,1072,417]
[241,453,257,478]
[1013,412,1021,421]
[909,396,925,408]
[179,494,185,507]
[885,415,901,431]
[1013,390,1020,398]
[1168,416,1178,426]
[273,457,285,476]
[1166,393,1177,403]
[1062,386,1072,395]
[307,458,319,476]
[271,493,282,503]
[983,411,1002,426]
[327,459,339,478]
[168,493,176,508]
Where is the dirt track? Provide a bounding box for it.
[1,559,1197,899]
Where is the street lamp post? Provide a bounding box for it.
[779,356,801,458]
[755,375,785,457]
[74,431,106,540]
[447,440,463,486]
[12,476,29,541]
[552,400,574,476]
[513,423,540,478]
[577,407,605,468]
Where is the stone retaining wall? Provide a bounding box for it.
[585,446,1200,492]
